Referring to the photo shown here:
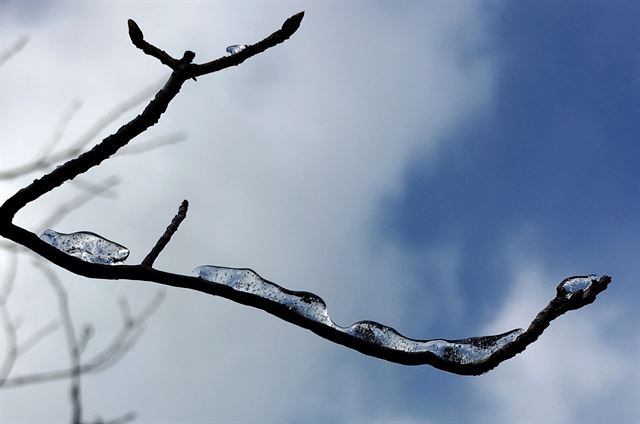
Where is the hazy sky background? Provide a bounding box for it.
[1,1,638,423]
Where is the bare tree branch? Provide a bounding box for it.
[187,12,305,79]
[127,19,180,69]
[142,200,188,267]
[0,12,304,219]
[0,11,613,376]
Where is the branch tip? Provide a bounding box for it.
[127,19,143,44]
[282,11,305,34]
[188,11,306,79]
[126,19,178,69]
[141,200,189,267]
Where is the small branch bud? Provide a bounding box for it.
[282,11,305,34]
[127,19,144,44]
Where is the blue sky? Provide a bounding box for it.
[1,1,638,423]
[379,1,640,421]
[384,0,640,321]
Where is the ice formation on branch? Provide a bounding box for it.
[558,274,599,298]
[0,11,610,374]
[40,229,129,265]
[225,44,247,55]
[193,265,524,366]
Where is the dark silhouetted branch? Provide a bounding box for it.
[0,224,614,375]
[0,11,612,376]
[0,12,304,220]
[128,19,179,69]
[142,200,189,267]
[187,11,305,79]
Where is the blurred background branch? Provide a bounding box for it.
[0,35,28,66]
[0,37,173,423]
[0,80,185,181]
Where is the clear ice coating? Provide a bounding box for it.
[193,266,332,325]
[194,265,524,365]
[226,44,247,55]
[345,321,524,364]
[40,229,129,265]
[559,275,598,297]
